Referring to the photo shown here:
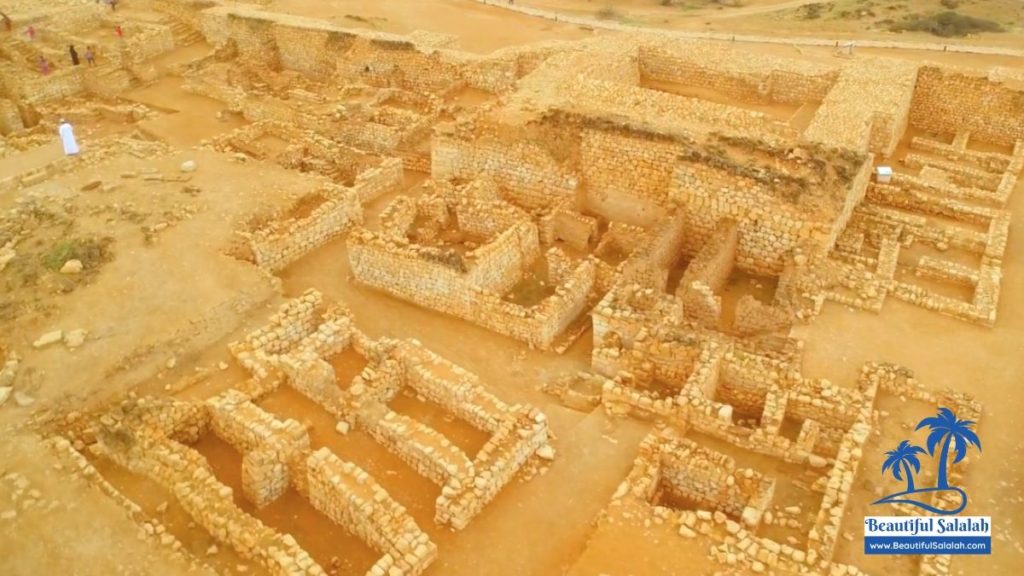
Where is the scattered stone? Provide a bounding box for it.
[64,329,88,350]
[536,445,555,460]
[180,160,197,173]
[60,259,84,274]
[166,357,177,369]
[335,421,350,435]
[33,330,64,349]
[0,387,11,407]
[218,361,229,371]
[13,392,34,407]
[0,243,15,272]
[81,180,103,191]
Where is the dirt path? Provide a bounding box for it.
[472,0,1024,57]
[696,0,823,20]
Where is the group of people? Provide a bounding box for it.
[67,45,97,66]
[36,44,97,74]
[4,7,126,75]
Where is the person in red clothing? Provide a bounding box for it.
[115,24,123,39]
[26,25,36,41]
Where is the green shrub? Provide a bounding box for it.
[890,11,1003,37]
[798,2,832,20]
[41,237,112,272]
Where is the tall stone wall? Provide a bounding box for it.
[670,163,829,276]
[348,232,476,312]
[432,135,578,209]
[804,60,918,155]
[909,66,1024,147]
[272,26,334,78]
[464,222,540,294]
[226,13,281,69]
[638,44,837,105]
[12,68,85,105]
[580,128,684,225]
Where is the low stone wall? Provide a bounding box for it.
[306,449,437,576]
[247,186,363,273]
[206,389,310,507]
[349,208,593,350]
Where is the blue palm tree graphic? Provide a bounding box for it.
[882,440,926,493]
[872,408,981,515]
[916,407,981,489]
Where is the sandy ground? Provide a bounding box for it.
[265,0,598,53]
[511,0,1024,48]
[0,432,213,576]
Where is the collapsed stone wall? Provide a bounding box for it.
[910,66,1024,147]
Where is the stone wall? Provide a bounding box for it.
[432,134,578,210]
[12,68,85,105]
[349,207,593,350]
[580,128,684,225]
[671,162,831,276]
[247,186,362,272]
[803,60,917,155]
[910,66,1024,147]
[638,42,837,105]
[306,448,437,575]
[206,389,310,507]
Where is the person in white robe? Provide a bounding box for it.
[58,119,79,156]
